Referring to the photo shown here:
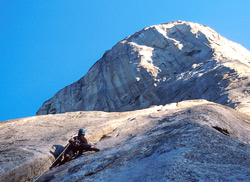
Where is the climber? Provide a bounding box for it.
[61,128,100,164]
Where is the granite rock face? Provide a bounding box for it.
[1,100,250,182]
[36,21,250,116]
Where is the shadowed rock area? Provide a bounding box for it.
[1,100,250,181]
[36,20,250,116]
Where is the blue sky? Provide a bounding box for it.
[1,0,250,121]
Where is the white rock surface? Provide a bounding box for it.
[1,100,250,182]
[36,21,250,116]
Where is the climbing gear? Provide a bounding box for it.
[78,128,85,135]
[50,143,70,168]
[31,129,99,181]
[68,138,74,144]
[31,143,70,182]
[72,136,81,147]
[30,132,77,182]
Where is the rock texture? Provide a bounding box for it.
[37,20,250,116]
[1,100,250,182]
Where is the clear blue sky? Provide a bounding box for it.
[1,0,250,122]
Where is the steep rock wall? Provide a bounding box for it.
[37,21,250,115]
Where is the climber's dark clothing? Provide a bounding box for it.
[69,135,89,152]
[61,134,100,164]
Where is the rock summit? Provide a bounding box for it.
[36,20,250,116]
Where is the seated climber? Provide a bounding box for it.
[61,128,100,164]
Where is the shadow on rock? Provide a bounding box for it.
[49,145,66,169]
[50,145,65,158]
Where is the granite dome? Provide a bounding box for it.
[37,21,250,116]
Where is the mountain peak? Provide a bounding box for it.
[37,21,250,116]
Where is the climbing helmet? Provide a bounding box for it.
[78,128,86,135]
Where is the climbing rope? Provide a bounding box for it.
[31,143,70,182]
[28,133,77,182]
